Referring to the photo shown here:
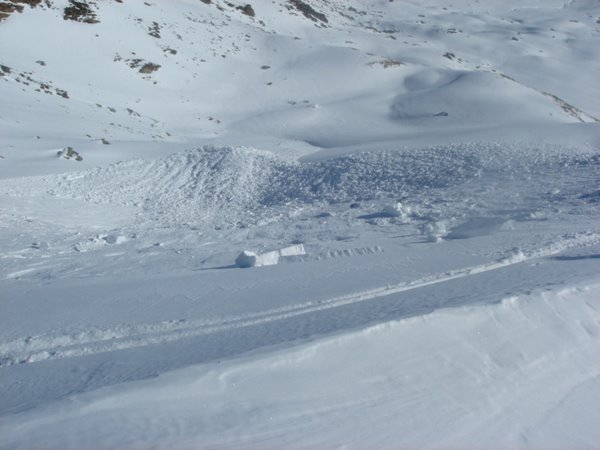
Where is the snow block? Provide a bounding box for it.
[235,250,260,268]
[278,244,306,257]
[381,202,408,218]
[235,250,278,268]
[236,244,306,268]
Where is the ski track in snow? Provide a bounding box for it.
[2,231,598,368]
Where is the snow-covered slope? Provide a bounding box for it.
[2,282,600,449]
[1,0,599,177]
[1,0,599,448]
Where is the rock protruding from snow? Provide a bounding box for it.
[56,147,82,161]
[236,244,305,268]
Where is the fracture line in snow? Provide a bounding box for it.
[1,232,599,367]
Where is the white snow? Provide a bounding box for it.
[1,283,599,449]
[236,244,305,268]
[0,0,599,447]
[381,202,410,219]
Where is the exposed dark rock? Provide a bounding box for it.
[55,88,69,98]
[12,0,42,6]
[367,58,404,68]
[139,62,160,74]
[288,0,327,23]
[0,0,41,19]
[0,3,24,14]
[236,3,254,17]
[148,21,160,38]
[63,0,98,24]
[57,146,83,161]
[0,2,24,20]
[127,58,144,69]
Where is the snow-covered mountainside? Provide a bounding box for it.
[1,0,599,448]
[2,0,599,176]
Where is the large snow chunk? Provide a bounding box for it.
[381,202,409,218]
[236,244,306,268]
[235,250,260,268]
[278,244,306,257]
[235,250,278,268]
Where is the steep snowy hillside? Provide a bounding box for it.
[1,0,599,448]
[1,0,599,176]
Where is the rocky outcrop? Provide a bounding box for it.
[0,0,41,22]
[63,0,98,24]
[287,0,327,24]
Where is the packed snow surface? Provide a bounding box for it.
[1,0,599,448]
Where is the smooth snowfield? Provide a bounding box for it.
[1,0,600,448]
[2,283,599,449]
